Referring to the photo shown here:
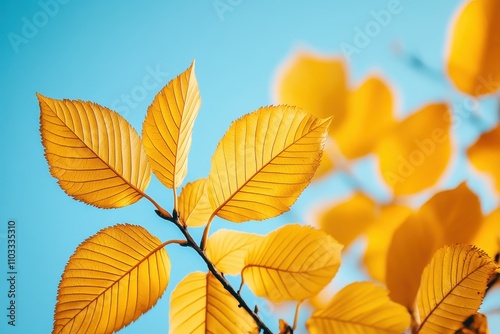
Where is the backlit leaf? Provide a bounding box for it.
[386,183,483,310]
[334,76,396,159]
[208,106,331,222]
[53,224,170,334]
[364,204,413,283]
[242,224,342,303]
[416,245,498,334]
[274,51,347,134]
[178,178,212,227]
[206,229,263,275]
[317,192,377,249]
[446,0,500,96]
[38,94,151,208]
[142,61,201,190]
[169,272,257,334]
[376,103,451,195]
[306,282,410,334]
[468,124,500,193]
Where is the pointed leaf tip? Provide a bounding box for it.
[142,62,201,191]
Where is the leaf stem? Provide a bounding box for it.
[144,193,172,219]
[292,301,302,331]
[156,210,274,334]
[161,239,189,248]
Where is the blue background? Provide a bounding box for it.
[1,0,499,333]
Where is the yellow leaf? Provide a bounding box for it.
[386,183,483,310]
[208,106,331,222]
[38,94,151,208]
[446,0,500,96]
[178,178,212,227]
[274,51,347,134]
[205,229,263,275]
[169,272,257,334]
[242,224,342,303]
[364,204,413,283]
[468,124,500,193]
[473,207,500,258]
[53,224,170,334]
[376,103,451,195]
[317,192,377,249]
[334,76,396,159]
[142,61,200,190]
[306,282,410,334]
[416,245,498,334]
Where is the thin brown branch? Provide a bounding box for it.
[155,209,274,334]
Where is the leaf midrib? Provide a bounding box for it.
[57,241,167,333]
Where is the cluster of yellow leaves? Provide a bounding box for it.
[275,51,452,196]
[274,0,500,332]
[38,0,500,332]
[39,61,349,333]
[170,224,343,333]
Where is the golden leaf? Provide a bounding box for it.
[376,103,451,195]
[178,178,212,227]
[334,76,396,159]
[53,224,170,334]
[38,94,151,208]
[317,192,377,249]
[169,272,257,334]
[242,224,342,303]
[306,282,410,334]
[364,204,413,283]
[142,61,201,191]
[274,51,347,134]
[207,106,331,222]
[416,245,498,334]
[386,183,483,310]
[473,207,500,258]
[468,124,500,193]
[446,0,500,96]
[205,229,263,275]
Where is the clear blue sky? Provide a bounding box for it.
[2,0,498,333]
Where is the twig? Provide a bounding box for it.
[155,209,274,334]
